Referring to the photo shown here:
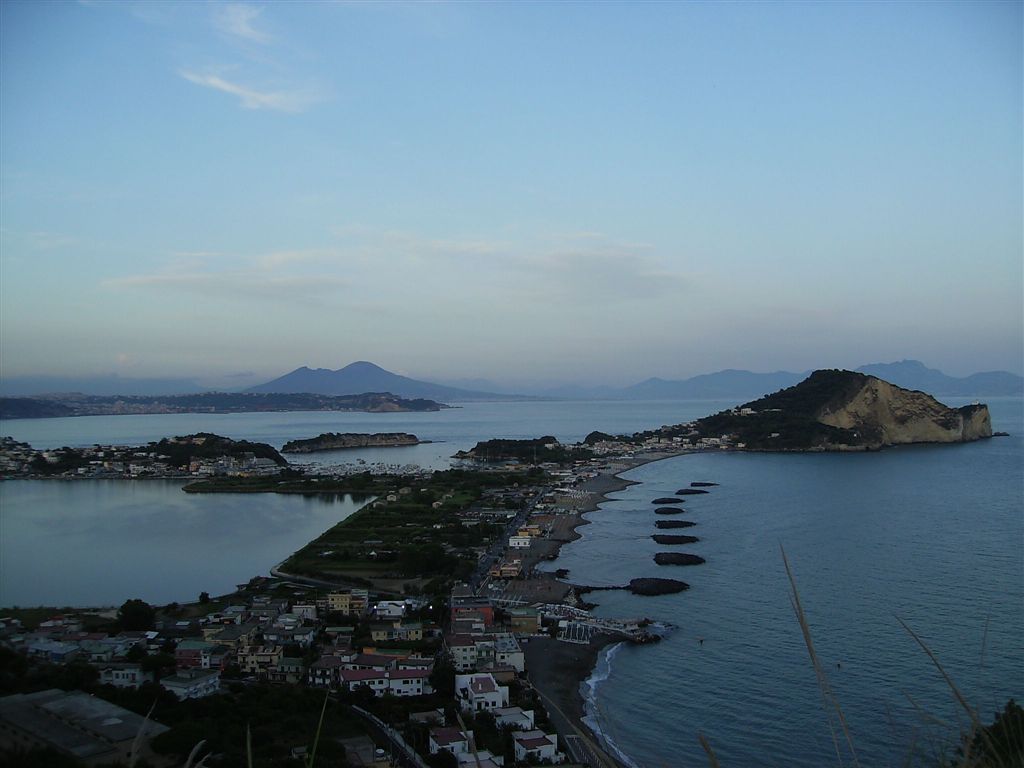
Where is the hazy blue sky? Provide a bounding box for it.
[2,1,1021,387]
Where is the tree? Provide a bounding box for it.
[140,653,175,681]
[118,599,155,631]
[429,652,455,698]
[425,750,458,768]
[961,699,1024,766]
[198,591,210,604]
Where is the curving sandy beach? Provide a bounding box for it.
[524,635,625,767]
[521,450,686,767]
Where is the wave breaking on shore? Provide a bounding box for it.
[580,641,642,768]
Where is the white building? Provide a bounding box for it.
[428,726,471,756]
[374,600,407,619]
[491,632,525,673]
[454,673,509,713]
[338,668,432,698]
[494,706,535,730]
[445,632,523,673]
[97,664,152,689]
[513,730,561,764]
[160,669,221,700]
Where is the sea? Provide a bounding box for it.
[1,397,1021,766]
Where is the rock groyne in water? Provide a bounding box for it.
[629,577,689,595]
[652,534,699,545]
[654,552,706,566]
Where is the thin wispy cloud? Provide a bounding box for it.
[507,245,689,303]
[214,3,271,44]
[105,271,348,303]
[180,70,320,112]
[105,249,348,304]
[0,228,79,252]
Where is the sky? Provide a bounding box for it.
[1,0,1021,389]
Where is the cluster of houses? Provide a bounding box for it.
[425,587,566,766]
[0,436,281,479]
[0,576,573,766]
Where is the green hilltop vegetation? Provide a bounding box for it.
[687,369,991,451]
[151,433,288,467]
[454,436,593,463]
[695,370,868,450]
[23,433,287,477]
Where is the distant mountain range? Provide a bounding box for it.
[246,361,529,402]
[246,359,1021,401]
[586,360,1022,400]
[2,359,1020,403]
[852,360,1023,397]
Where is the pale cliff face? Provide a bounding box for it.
[817,377,992,448]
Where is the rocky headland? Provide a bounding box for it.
[692,369,993,451]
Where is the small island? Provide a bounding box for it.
[282,432,425,453]
[453,436,591,463]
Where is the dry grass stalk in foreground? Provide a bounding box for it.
[781,544,861,768]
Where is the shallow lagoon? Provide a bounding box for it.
[0,480,367,606]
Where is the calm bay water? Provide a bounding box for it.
[0,399,736,472]
[1,397,1021,765]
[543,398,1023,767]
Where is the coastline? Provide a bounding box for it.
[524,634,626,768]
[523,449,686,768]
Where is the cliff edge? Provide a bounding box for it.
[817,375,991,447]
[694,370,992,451]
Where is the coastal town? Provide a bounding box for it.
[0,419,719,768]
[0,417,737,481]
[0,371,1003,767]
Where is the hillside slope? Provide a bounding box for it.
[694,370,992,450]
